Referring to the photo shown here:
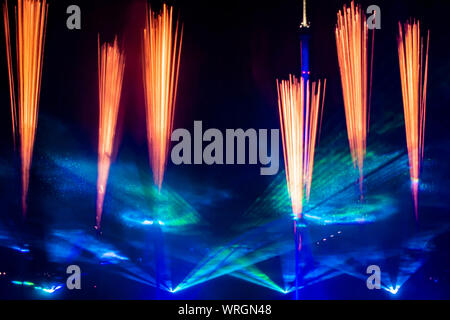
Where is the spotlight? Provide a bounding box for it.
[41,285,62,294]
[170,286,181,293]
[10,246,30,253]
[386,285,400,294]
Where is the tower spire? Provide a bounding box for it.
[300,0,310,28]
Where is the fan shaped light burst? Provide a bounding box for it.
[142,4,183,190]
[335,1,372,195]
[96,36,126,229]
[397,20,429,220]
[277,75,326,218]
[3,1,17,149]
[3,0,48,216]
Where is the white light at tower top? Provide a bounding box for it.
[300,0,310,28]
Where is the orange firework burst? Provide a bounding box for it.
[277,75,326,218]
[3,1,17,149]
[335,1,372,195]
[96,36,125,229]
[3,0,48,216]
[142,4,182,190]
[397,20,429,219]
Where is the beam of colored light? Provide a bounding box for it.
[45,153,202,230]
[2,1,17,149]
[11,280,62,294]
[170,286,180,293]
[335,1,371,195]
[40,285,62,294]
[4,0,48,216]
[142,4,183,190]
[10,245,30,253]
[397,20,429,220]
[240,115,407,229]
[174,258,278,294]
[11,280,34,286]
[96,36,125,229]
[175,230,292,292]
[230,265,285,294]
[385,285,400,295]
[276,75,325,218]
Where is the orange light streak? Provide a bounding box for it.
[3,0,48,216]
[3,1,17,149]
[96,36,125,229]
[142,4,182,190]
[397,20,429,220]
[335,1,370,195]
[277,75,326,218]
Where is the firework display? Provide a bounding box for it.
[277,76,326,218]
[2,1,16,149]
[142,4,182,190]
[3,0,48,216]
[96,36,125,229]
[397,20,429,219]
[0,0,448,302]
[335,1,372,195]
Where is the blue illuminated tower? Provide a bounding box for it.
[294,0,311,300]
